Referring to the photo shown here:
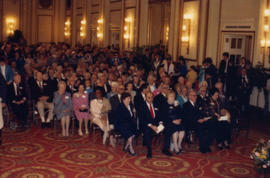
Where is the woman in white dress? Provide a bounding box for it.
[90,87,112,145]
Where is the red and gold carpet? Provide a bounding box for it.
[0,127,269,178]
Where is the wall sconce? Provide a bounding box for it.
[264,25,269,32]
[265,9,270,16]
[262,1,270,65]
[6,17,15,36]
[165,27,169,41]
[80,19,86,38]
[64,19,71,38]
[124,17,132,40]
[181,14,192,54]
[97,18,103,40]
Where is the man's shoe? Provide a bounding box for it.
[162,150,173,156]
[147,152,152,159]
[199,147,206,154]
[41,123,45,129]
[46,123,51,128]
[206,147,212,153]
[217,144,223,150]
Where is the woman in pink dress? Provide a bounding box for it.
[72,84,90,136]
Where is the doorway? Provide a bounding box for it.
[219,31,255,65]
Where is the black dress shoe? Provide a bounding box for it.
[224,145,230,150]
[46,123,51,128]
[41,123,45,128]
[162,150,173,156]
[147,152,152,158]
[206,147,212,153]
[217,145,223,150]
[199,148,206,154]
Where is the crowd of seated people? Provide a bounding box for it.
[0,41,266,158]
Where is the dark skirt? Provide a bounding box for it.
[216,121,231,144]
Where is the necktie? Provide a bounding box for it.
[16,84,20,96]
[149,104,154,118]
[39,81,43,92]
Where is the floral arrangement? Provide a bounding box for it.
[250,139,270,172]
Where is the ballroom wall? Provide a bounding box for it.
[0,0,269,67]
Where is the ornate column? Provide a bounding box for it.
[85,0,91,44]
[71,0,77,46]
[168,0,182,61]
[197,0,210,65]
[30,0,37,44]
[138,0,149,47]
[57,0,65,42]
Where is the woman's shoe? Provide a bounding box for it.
[78,130,83,136]
[85,130,89,135]
[128,150,137,156]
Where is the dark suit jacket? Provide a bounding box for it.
[219,59,227,76]
[114,103,137,139]
[28,78,54,102]
[138,102,160,129]
[109,94,121,124]
[109,94,121,112]
[160,103,183,126]
[66,85,78,96]
[0,73,7,103]
[134,92,145,111]
[7,82,27,104]
[153,93,167,110]
[182,101,201,131]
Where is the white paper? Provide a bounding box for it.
[219,115,229,121]
[156,124,164,134]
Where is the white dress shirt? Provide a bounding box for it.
[1,65,6,79]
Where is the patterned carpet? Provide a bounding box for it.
[0,126,269,178]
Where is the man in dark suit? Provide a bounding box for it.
[0,56,13,84]
[28,71,54,128]
[109,84,125,125]
[153,83,169,110]
[134,83,149,132]
[204,58,218,90]
[237,68,251,114]
[0,73,7,105]
[0,72,7,145]
[183,90,212,153]
[134,83,149,110]
[66,77,78,96]
[219,52,230,81]
[7,73,28,128]
[218,52,236,98]
[138,92,161,158]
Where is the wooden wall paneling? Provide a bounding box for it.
[37,15,53,42]
[0,0,3,41]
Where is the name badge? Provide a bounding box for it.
[82,95,86,98]
[65,96,69,99]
